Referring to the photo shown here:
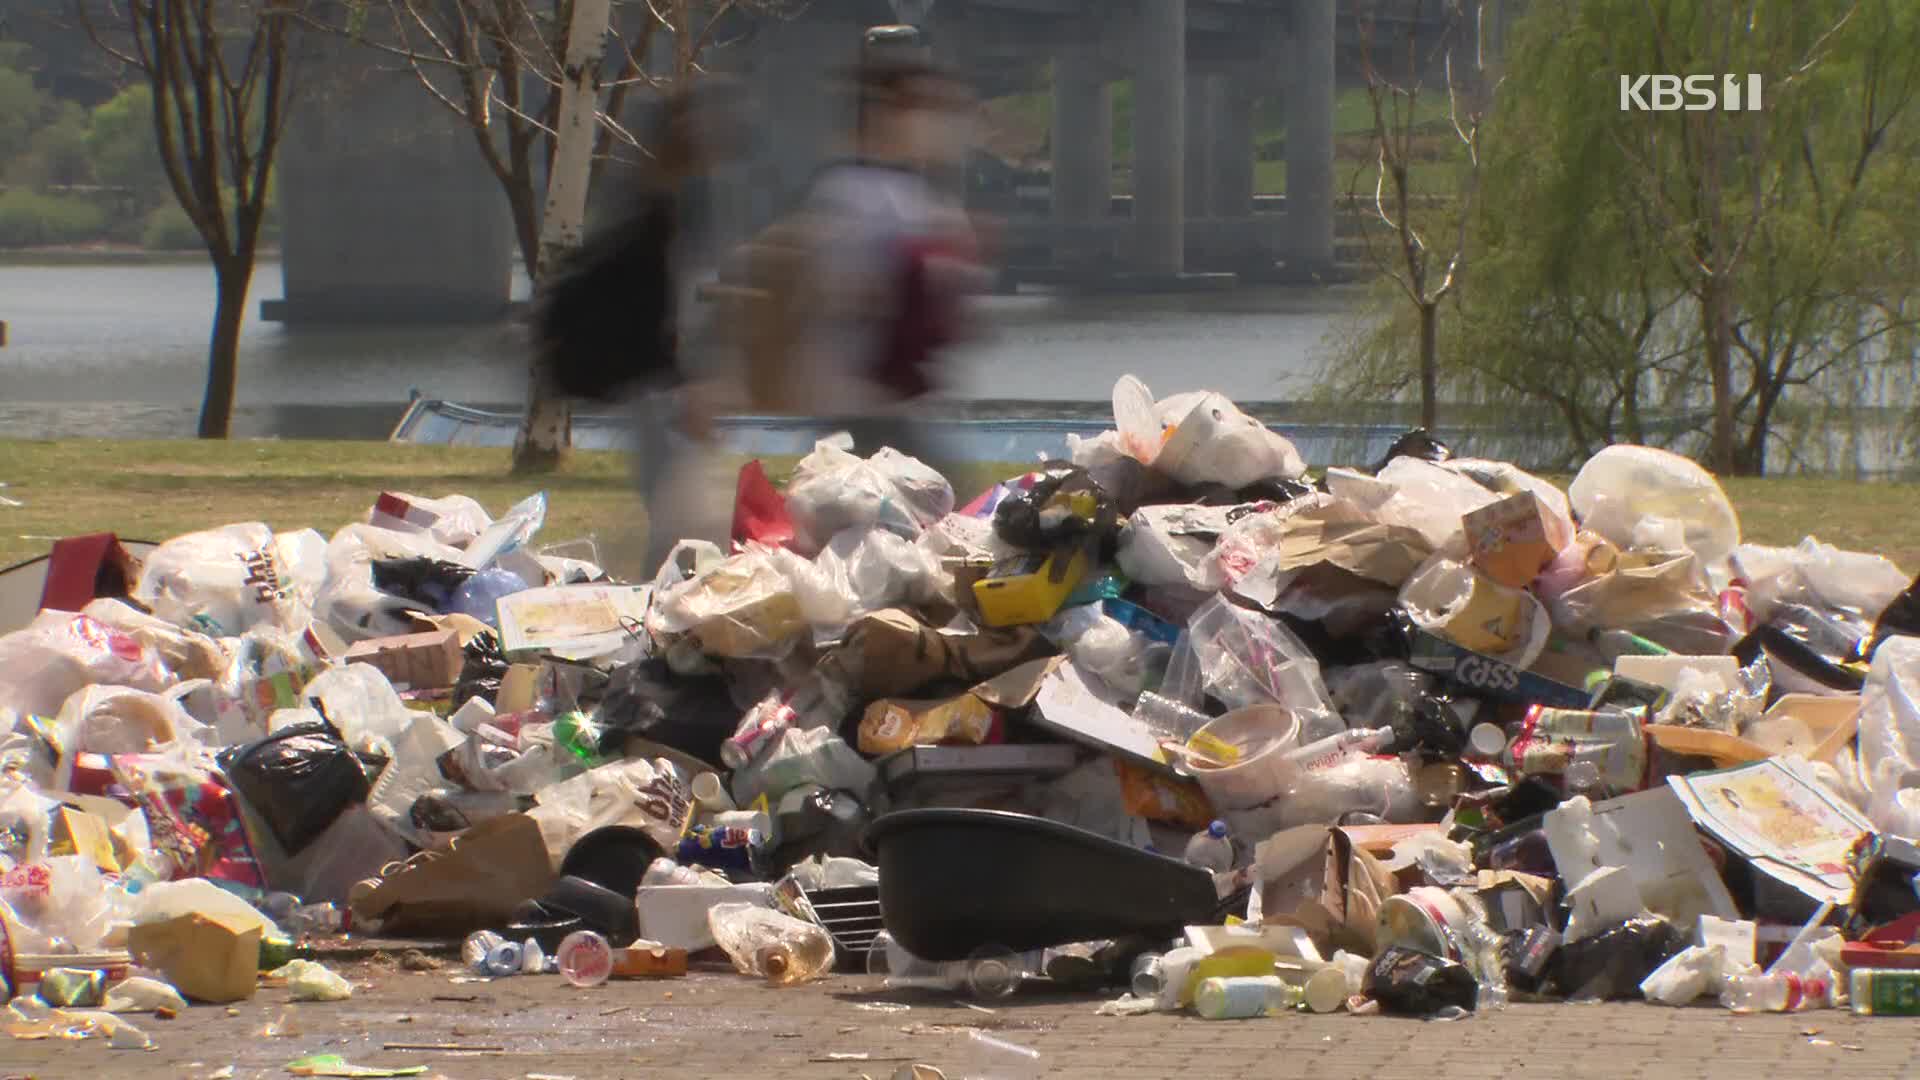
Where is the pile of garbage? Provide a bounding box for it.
[11,374,1920,1042]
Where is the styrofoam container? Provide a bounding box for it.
[635,883,777,952]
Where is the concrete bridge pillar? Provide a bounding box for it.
[1284,0,1336,278]
[1131,0,1186,276]
[269,63,515,325]
[1050,45,1112,267]
[1184,72,1219,218]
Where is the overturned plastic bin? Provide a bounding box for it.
[865,809,1217,963]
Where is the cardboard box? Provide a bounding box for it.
[1254,823,1444,956]
[126,911,262,1003]
[344,628,464,691]
[1462,490,1559,589]
[1406,627,1591,709]
[972,546,1090,628]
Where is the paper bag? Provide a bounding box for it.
[820,608,1051,699]
[127,911,261,1003]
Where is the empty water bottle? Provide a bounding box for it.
[1721,970,1830,1013]
[1184,820,1235,874]
[1194,975,1303,1019]
[707,903,835,986]
[463,930,506,973]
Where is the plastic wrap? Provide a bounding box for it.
[0,855,129,954]
[1184,596,1341,742]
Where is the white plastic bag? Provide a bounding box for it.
[1568,445,1741,568]
[0,611,172,719]
[101,976,189,1015]
[0,855,129,954]
[527,757,694,865]
[52,685,206,758]
[1733,537,1909,625]
[729,726,878,809]
[777,526,948,638]
[783,440,955,555]
[1329,458,1501,556]
[1856,635,1920,838]
[129,878,277,935]
[367,492,494,548]
[209,625,315,748]
[646,544,806,659]
[134,523,325,638]
[80,598,230,683]
[1155,392,1306,488]
[313,524,464,644]
[1639,944,1730,1006]
[270,958,354,1001]
[365,713,466,847]
[1118,504,1243,588]
[1184,596,1341,742]
[301,664,417,757]
[1442,458,1577,553]
[1044,605,1167,700]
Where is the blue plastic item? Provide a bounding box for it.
[449,567,530,627]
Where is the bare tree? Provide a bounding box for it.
[1348,0,1493,431]
[329,0,798,471]
[79,0,304,439]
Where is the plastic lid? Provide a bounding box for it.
[1208,820,1229,838]
[1469,723,1507,758]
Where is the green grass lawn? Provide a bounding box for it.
[6,440,1920,582]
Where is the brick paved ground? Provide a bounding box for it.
[10,957,1920,1080]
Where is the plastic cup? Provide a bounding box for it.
[692,772,736,812]
[1469,723,1508,759]
[557,931,614,988]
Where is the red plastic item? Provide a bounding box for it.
[38,533,135,613]
[730,460,795,550]
[1841,911,1920,970]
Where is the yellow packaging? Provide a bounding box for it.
[1462,491,1559,589]
[48,806,122,874]
[859,695,998,755]
[1115,759,1216,830]
[972,547,1090,628]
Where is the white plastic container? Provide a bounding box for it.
[635,883,778,952]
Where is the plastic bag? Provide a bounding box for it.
[270,959,354,1002]
[367,491,494,548]
[1548,914,1685,1002]
[217,721,372,857]
[991,463,1118,551]
[302,663,417,757]
[527,757,695,863]
[1325,661,1466,757]
[1547,544,1730,645]
[315,524,466,644]
[731,460,796,551]
[783,439,955,555]
[1277,752,1418,829]
[1638,944,1731,1007]
[592,658,739,767]
[0,779,58,866]
[1734,538,1909,627]
[1443,458,1577,554]
[1656,656,1769,733]
[646,544,806,659]
[1044,604,1169,700]
[101,976,190,1015]
[1568,445,1741,569]
[0,611,172,720]
[1184,596,1342,742]
[1328,458,1500,557]
[369,556,476,613]
[133,523,324,638]
[52,684,206,758]
[79,598,230,682]
[1116,503,1246,588]
[729,726,878,810]
[0,855,128,954]
[776,526,948,639]
[1154,392,1306,488]
[1856,636,1920,839]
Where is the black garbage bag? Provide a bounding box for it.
[992,462,1119,552]
[217,721,371,857]
[1373,429,1453,473]
[371,557,476,613]
[453,631,510,709]
[1735,603,1869,694]
[1503,927,1562,994]
[1860,574,1920,662]
[1325,661,1468,758]
[1364,945,1479,1015]
[1546,914,1685,1001]
[1848,832,1920,934]
[591,658,738,766]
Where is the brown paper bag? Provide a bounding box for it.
[347,812,557,937]
[823,608,1053,699]
[127,911,261,1003]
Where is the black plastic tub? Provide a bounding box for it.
[865,809,1218,963]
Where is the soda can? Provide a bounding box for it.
[1129,952,1166,999]
[675,825,764,875]
[39,967,106,1008]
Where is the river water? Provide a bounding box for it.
[0,259,1362,441]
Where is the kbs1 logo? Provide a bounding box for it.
[1620,74,1764,112]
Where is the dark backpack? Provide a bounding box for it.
[533,192,678,402]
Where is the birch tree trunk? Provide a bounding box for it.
[511,0,613,473]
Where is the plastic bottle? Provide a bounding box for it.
[463,930,506,973]
[1279,725,1395,768]
[1183,820,1235,874]
[1721,971,1829,1013]
[1134,691,1211,742]
[1193,975,1303,1019]
[1850,969,1920,1015]
[707,903,835,986]
[552,712,604,764]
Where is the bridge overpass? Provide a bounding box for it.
[265,0,1467,324]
